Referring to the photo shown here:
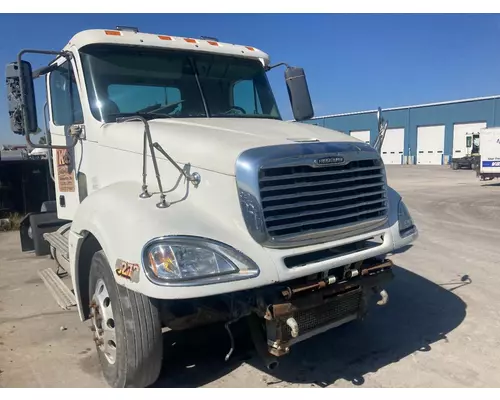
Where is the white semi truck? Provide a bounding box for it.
[5,26,418,388]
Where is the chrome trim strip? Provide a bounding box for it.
[260,165,382,182]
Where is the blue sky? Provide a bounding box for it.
[1,13,500,144]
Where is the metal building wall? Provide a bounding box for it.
[301,96,500,164]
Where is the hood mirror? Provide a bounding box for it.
[285,66,314,122]
[5,60,38,135]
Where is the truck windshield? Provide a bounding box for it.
[79,44,281,122]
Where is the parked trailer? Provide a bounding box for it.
[5,26,418,388]
[477,127,500,181]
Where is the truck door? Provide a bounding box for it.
[46,58,85,221]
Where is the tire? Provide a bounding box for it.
[89,250,163,388]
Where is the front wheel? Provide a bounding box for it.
[89,250,163,388]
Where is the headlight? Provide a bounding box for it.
[142,236,259,286]
[398,199,415,237]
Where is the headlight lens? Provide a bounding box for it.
[143,237,259,285]
[398,199,415,236]
[148,245,237,280]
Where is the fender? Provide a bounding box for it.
[68,177,280,320]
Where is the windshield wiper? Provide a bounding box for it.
[108,112,174,123]
[210,114,281,120]
[188,57,210,118]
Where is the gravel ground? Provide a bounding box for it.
[1,165,499,388]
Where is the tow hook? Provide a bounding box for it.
[286,317,299,338]
[374,287,389,306]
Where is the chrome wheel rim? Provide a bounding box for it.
[90,278,117,364]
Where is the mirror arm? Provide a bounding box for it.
[16,49,73,150]
[25,128,80,150]
[33,63,60,79]
[265,62,290,72]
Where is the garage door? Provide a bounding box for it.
[349,130,370,144]
[453,122,486,156]
[417,125,445,165]
[381,128,404,164]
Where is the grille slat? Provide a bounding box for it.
[258,158,387,239]
[267,206,387,233]
[260,173,384,192]
[263,189,386,213]
[265,198,387,222]
[260,165,382,182]
[261,182,384,202]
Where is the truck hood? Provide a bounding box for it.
[104,117,362,176]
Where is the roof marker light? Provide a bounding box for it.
[184,38,197,43]
[245,46,255,51]
[105,30,122,36]
[207,41,219,46]
[159,35,173,41]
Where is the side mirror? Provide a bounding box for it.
[285,67,314,121]
[6,60,38,135]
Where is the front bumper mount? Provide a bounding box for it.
[262,259,394,356]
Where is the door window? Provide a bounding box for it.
[49,61,83,126]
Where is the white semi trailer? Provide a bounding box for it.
[477,127,500,181]
[5,26,418,388]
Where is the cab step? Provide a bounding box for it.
[38,268,76,310]
[43,223,71,262]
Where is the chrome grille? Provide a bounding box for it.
[259,158,387,239]
[235,142,388,248]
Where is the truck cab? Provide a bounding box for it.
[5,26,418,388]
[451,131,481,170]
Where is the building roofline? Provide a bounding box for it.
[306,94,500,121]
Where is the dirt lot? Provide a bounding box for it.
[1,165,500,388]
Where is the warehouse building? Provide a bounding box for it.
[301,95,500,165]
